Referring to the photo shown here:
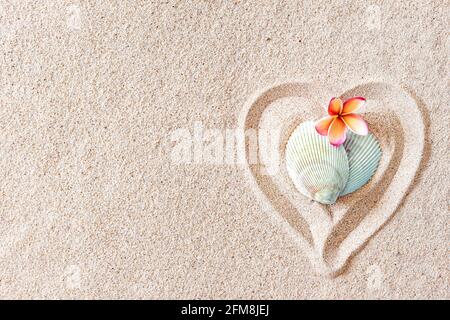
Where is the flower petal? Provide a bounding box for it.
[315,116,335,136]
[341,96,366,115]
[328,117,347,147]
[328,97,343,116]
[341,114,368,135]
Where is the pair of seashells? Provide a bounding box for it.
[285,121,382,204]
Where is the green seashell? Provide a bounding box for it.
[285,121,382,205]
[340,131,382,196]
[286,121,349,204]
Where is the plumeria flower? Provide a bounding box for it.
[315,97,368,147]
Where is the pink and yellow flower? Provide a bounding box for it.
[315,97,368,147]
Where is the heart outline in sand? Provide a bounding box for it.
[238,81,425,277]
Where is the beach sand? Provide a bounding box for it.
[0,0,448,299]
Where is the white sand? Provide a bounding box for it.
[0,1,448,299]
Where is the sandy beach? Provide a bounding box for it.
[0,1,448,299]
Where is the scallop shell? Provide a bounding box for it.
[340,131,382,196]
[286,121,349,204]
[285,120,382,205]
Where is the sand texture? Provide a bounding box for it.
[0,1,448,299]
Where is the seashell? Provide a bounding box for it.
[286,121,349,204]
[285,121,382,204]
[340,131,382,196]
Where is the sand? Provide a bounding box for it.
[0,1,448,299]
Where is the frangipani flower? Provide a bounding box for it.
[315,97,368,147]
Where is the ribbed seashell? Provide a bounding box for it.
[340,131,382,196]
[286,121,349,204]
[285,121,382,204]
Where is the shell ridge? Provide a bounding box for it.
[341,132,382,196]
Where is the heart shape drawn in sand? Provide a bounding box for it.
[238,82,425,277]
